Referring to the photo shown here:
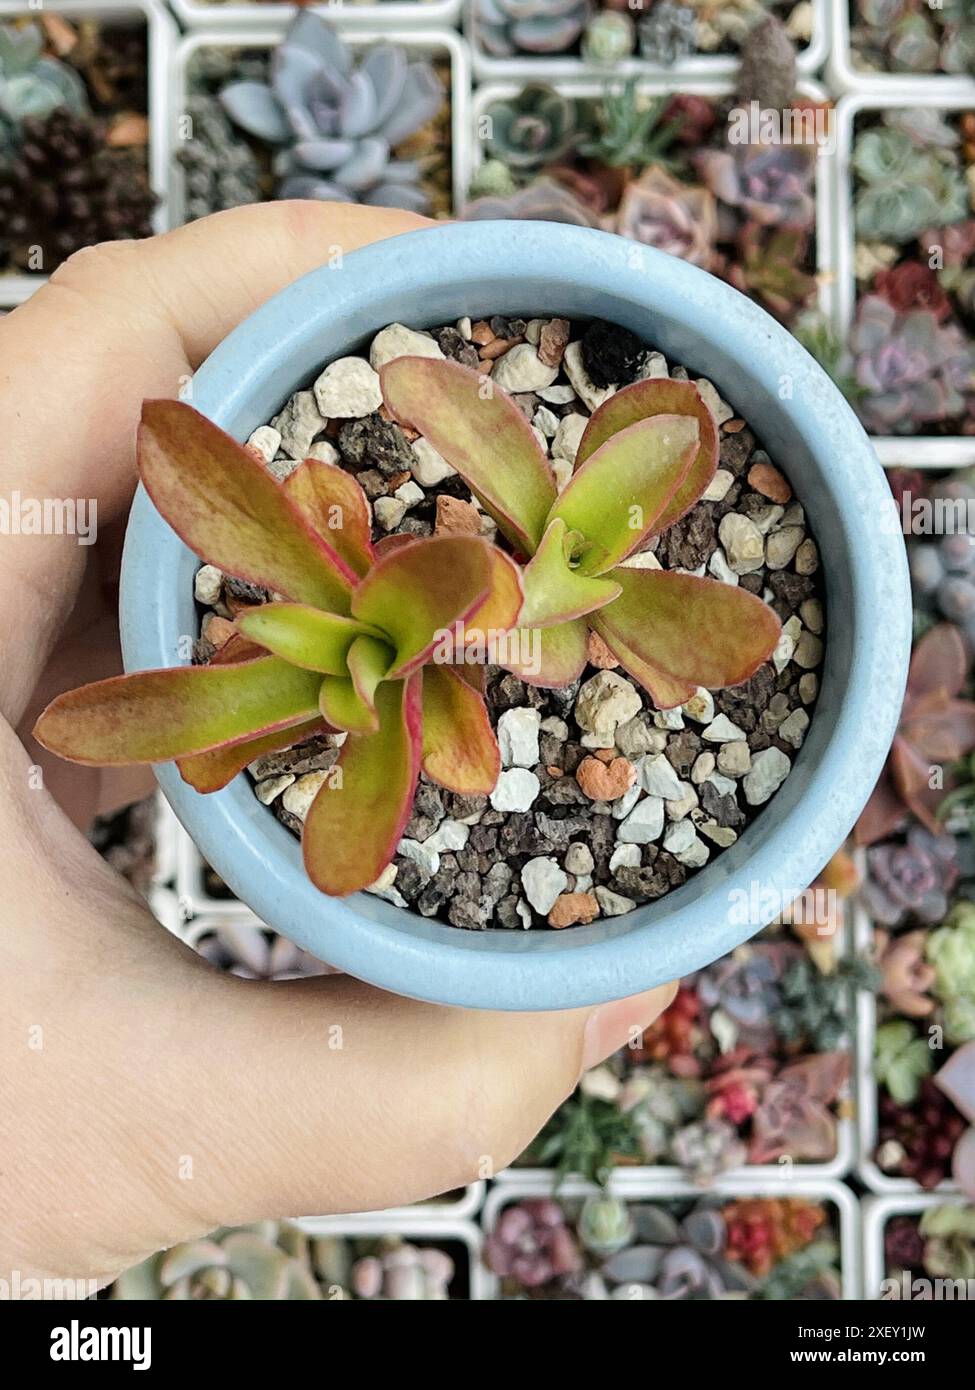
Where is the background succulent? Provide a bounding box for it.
[577,82,684,172]
[850,295,975,435]
[875,1020,935,1104]
[637,2,698,66]
[482,83,576,172]
[474,0,592,58]
[853,122,969,244]
[352,1240,454,1299]
[485,1198,582,1289]
[696,141,816,232]
[220,14,443,214]
[176,95,263,222]
[580,10,635,65]
[0,20,88,153]
[926,901,975,1045]
[112,1223,325,1300]
[615,164,717,269]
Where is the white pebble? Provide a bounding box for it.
[255,773,294,805]
[609,843,641,872]
[370,323,444,371]
[490,768,540,813]
[743,747,792,805]
[282,771,330,822]
[702,469,734,503]
[491,342,559,394]
[497,707,541,768]
[425,819,470,853]
[411,437,456,486]
[246,425,281,463]
[617,795,665,844]
[313,357,382,418]
[778,708,810,748]
[552,412,588,463]
[374,496,406,531]
[194,564,223,606]
[594,886,636,917]
[682,688,714,724]
[702,714,748,742]
[708,548,740,586]
[397,837,440,878]
[521,856,568,915]
[638,753,684,800]
[563,340,615,412]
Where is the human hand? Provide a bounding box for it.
[0,203,676,1289]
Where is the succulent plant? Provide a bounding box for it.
[601,1203,756,1299]
[775,956,877,1051]
[112,1223,324,1300]
[33,400,521,898]
[669,1116,748,1184]
[351,1239,454,1299]
[485,1198,582,1289]
[722,1197,827,1280]
[175,94,263,221]
[853,295,975,434]
[926,902,975,1045]
[885,1213,926,1270]
[858,624,975,845]
[876,1077,968,1188]
[637,2,697,67]
[482,83,576,172]
[577,81,684,171]
[529,1090,643,1184]
[853,124,969,243]
[0,20,88,152]
[577,1192,633,1256]
[864,826,960,929]
[695,141,816,232]
[749,1053,850,1164]
[580,10,635,64]
[875,928,937,1019]
[853,0,975,77]
[462,175,601,227]
[467,157,516,201]
[695,945,787,1051]
[757,1241,841,1301]
[876,1019,935,1105]
[219,14,443,214]
[919,1203,975,1278]
[728,225,817,321]
[629,983,704,1075]
[474,0,592,57]
[381,359,782,701]
[615,164,717,270]
[619,1064,707,1165]
[873,259,952,322]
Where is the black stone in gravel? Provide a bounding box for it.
[356,468,387,500]
[535,811,590,848]
[719,427,755,475]
[337,413,414,477]
[250,734,338,780]
[469,825,499,854]
[395,859,427,900]
[490,315,527,339]
[413,783,445,823]
[613,850,686,902]
[739,573,764,595]
[665,729,703,775]
[655,506,717,571]
[434,325,480,368]
[581,319,647,387]
[448,896,491,930]
[540,773,588,806]
[768,571,815,607]
[499,813,557,857]
[276,805,303,837]
[483,862,513,902]
[699,780,746,828]
[446,791,488,820]
[496,895,524,929]
[192,636,215,665]
[224,575,269,605]
[539,733,567,766]
[714,663,777,732]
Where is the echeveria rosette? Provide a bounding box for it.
[33,400,521,898]
[381,356,782,707]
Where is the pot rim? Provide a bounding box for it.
[120,219,910,1011]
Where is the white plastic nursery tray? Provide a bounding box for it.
[482,1173,862,1299]
[469,75,835,328]
[852,901,959,1195]
[0,0,177,309]
[170,25,470,226]
[828,0,975,98]
[293,1213,491,1298]
[861,1191,973,1300]
[831,90,975,469]
[466,0,830,83]
[169,0,463,33]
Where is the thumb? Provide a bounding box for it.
[169,972,678,1226]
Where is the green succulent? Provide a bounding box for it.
[757,1240,842,1301]
[875,1019,935,1104]
[529,1091,643,1186]
[578,81,683,171]
[580,10,635,65]
[112,1223,326,1300]
[468,157,517,201]
[483,83,576,172]
[853,126,969,243]
[927,902,975,1045]
[0,20,88,152]
[919,1204,975,1280]
[577,1191,634,1257]
[776,956,879,1052]
[792,309,865,406]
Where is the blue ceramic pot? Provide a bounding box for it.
[120,221,910,1011]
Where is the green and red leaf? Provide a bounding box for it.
[503,616,590,688]
[318,675,380,735]
[139,400,355,613]
[33,657,324,764]
[420,664,500,795]
[576,378,719,535]
[303,676,422,896]
[351,534,491,678]
[177,717,328,793]
[520,517,621,627]
[237,603,383,674]
[549,416,699,576]
[593,569,782,709]
[283,458,374,578]
[381,356,557,555]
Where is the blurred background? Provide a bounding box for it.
[3,0,975,1300]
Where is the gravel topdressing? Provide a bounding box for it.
[193,314,826,931]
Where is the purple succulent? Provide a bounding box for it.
[851,294,975,434]
[601,1204,756,1300]
[694,143,816,231]
[695,944,797,1049]
[485,1199,582,1289]
[749,1053,850,1164]
[863,824,960,926]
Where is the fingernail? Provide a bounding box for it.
[580,982,679,1075]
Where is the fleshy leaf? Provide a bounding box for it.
[237,603,381,674]
[504,617,589,688]
[464,545,524,638]
[303,677,422,895]
[347,634,393,710]
[283,458,374,578]
[33,657,324,764]
[319,675,380,735]
[907,622,967,701]
[576,378,719,534]
[139,401,355,612]
[593,569,781,709]
[381,356,557,554]
[421,664,500,794]
[520,517,621,627]
[549,416,699,576]
[177,717,328,793]
[350,534,491,678]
